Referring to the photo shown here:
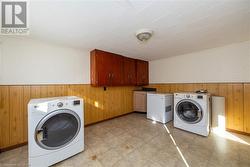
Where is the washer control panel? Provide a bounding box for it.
[175,93,205,100]
[197,95,203,99]
[57,102,63,108]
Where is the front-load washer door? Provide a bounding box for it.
[176,99,202,124]
[35,109,81,150]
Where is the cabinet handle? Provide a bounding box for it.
[108,73,114,84]
[108,73,112,83]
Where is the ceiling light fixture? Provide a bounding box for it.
[135,29,153,42]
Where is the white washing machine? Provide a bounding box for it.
[147,93,173,124]
[28,96,84,167]
[174,93,211,136]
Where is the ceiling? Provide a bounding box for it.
[27,0,250,60]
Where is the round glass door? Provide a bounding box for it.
[176,100,202,124]
[35,109,81,150]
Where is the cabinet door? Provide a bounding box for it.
[90,50,113,86]
[111,54,123,86]
[91,49,148,87]
[136,60,149,86]
[97,50,113,86]
[90,50,98,86]
[123,57,136,85]
[133,92,147,112]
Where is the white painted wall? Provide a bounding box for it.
[149,41,250,83]
[1,38,249,85]
[0,37,90,85]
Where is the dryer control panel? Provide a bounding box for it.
[73,100,81,105]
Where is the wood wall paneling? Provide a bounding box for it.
[0,85,134,150]
[88,86,104,124]
[244,84,250,133]
[22,86,30,143]
[30,86,41,98]
[232,84,244,131]
[148,83,247,132]
[47,85,56,97]
[123,87,133,114]
[9,86,24,145]
[40,85,48,98]
[0,86,10,148]
[0,83,249,150]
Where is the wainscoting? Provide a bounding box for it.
[148,83,250,134]
[1,83,249,151]
[0,85,135,150]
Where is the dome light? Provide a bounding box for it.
[135,29,153,42]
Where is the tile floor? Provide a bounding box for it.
[0,113,250,167]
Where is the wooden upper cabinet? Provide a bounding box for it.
[91,49,123,86]
[136,60,149,86]
[90,49,148,87]
[123,57,136,85]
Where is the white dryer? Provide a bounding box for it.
[174,93,211,136]
[28,96,84,167]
